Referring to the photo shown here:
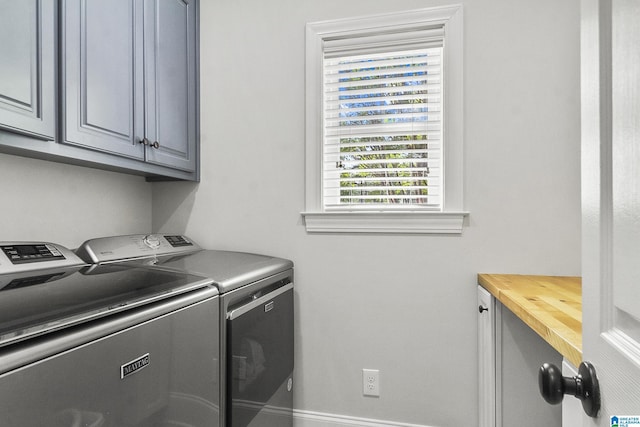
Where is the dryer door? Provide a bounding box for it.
[227,283,294,427]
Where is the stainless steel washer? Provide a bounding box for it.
[76,234,294,427]
[0,241,220,426]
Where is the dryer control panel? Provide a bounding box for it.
[1,244,64,264]
[76,234,202,264]
[0,242,85,274]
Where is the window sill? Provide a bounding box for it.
[301,211,469,234]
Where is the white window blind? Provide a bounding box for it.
[323,28,444,210]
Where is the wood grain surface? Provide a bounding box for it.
[478,274,582,367]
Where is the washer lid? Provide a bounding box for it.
[149,250,293,293]
[0,264,215,348]
[76,234,293,293]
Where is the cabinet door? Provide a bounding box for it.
[0,0,55,140]
[61,0,145,160]
[144,0,198,172]
[477,286,496,427]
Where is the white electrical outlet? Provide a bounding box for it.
[362,368,380,397]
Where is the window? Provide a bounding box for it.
[303,6,466,234]
[325,39,443,209]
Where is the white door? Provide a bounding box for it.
[582,0,640,424]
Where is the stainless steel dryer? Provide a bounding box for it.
[0,241,220,427]
[76,234,294,427]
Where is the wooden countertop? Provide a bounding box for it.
[478,274,582,367]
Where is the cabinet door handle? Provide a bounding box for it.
[150,141,160,149]
[478,305,489,313]
[538,361,600,418]
[138,137,150,146]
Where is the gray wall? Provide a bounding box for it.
[152,0,581,425]
[0,153,152,248]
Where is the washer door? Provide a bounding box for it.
[227,284,293,427]
[0,292,220,427]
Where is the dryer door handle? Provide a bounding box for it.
[227,282,293,320]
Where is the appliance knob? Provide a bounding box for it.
[143,235,161,249]
[538,361,600,418]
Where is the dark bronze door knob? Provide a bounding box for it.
[538,361,600,418]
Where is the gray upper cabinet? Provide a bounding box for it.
[144,0,197,172]
[0,0,198,180]
[61,0,198,173]
[61,0,145,160]
[0,0,55,140]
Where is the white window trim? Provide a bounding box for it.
[303,5,467,234]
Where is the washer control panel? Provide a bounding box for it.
[75,234,201,264]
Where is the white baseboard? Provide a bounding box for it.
[293,409,436,427]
